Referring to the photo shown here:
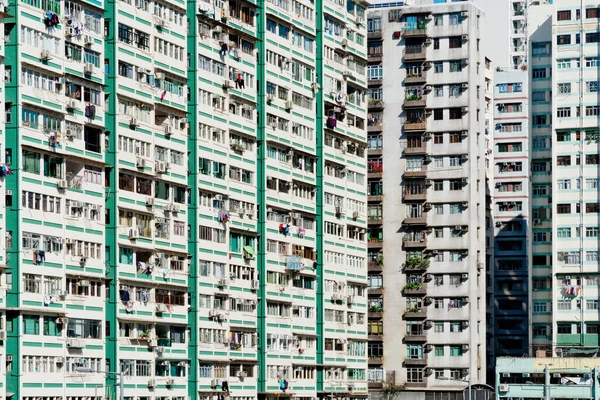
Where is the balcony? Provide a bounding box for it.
[404,308,427,319]
[405,72,427,84]
[368,260,383,272]
[404,334,427,343]
[402,283,427,296]
[403,144,427,155]
[404,94,427,108]
[403,45,426,61]
[404,120,427,131]
[404,356,428,366]
[369,306,383,319]
[368,30,382,40]
[403,215,427,225]
[368,238,383,249]
[368,163,383,178]
[404,168,427,178]
[368,99,384,110]
[368,357,384,366]
[403,187,427,201]
[403,28,428,38]
[403,236,427,248]
[368,216,383,225]
[402,256,430,271]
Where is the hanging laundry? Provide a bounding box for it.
[220,42,229,57]
[218,210,230,223]
[37,250,45,264]
[161,90,166,101]
[33,250,39,266]
[280,379,288,392]
[43,295,51,305]
[221,380,229,392]
[85,104,96,118]
[0,165,12,176]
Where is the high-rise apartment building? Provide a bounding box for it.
[490,70,530,359]
[366,1,488,397]
[1,0,370,397]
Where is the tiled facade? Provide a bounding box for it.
[0,0,369,396]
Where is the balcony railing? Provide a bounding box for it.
[403,45,426,61]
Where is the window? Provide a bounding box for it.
[558,83,571,94]
[449,108,462,119]
[587,81,598,92]
[557,10,571,21]
[557,34,571,45]
[448,12,462,25]
[23,150,40,174]
[532,68,547,79]
[433,109,443,120]
[557,107,571,118]
[448,36,462,48]
[434,346,444,356]
[434,62,443,73]
[434,86,443,97]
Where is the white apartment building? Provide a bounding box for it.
[367,1,488,396]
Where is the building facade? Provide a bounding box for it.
[495,357,600,400]
[1,0,369,397]
[490,70,530,359]
[366,1,488,397]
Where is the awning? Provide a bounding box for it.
[568,348,598,356]
[243,246,255,256]
[562,377,592,385]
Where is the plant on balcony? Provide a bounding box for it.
[139,331,150,340]
[404,256,429,270]
[404,282,424,291]
[369,306,383,313]
[408,307,421,313]
[417,20,428,29]
[405,93,422,102]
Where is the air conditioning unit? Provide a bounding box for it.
[148,379,156,387]
[461,178,468,184]
[461,83,468,89]
[356,15,364,24]
[155,72,165,80]
[66,99,78,109]
[454,226,463,231]
[65,238,74,245]
[461,106,469,113]
[156,17,166,27]
[84,63,94,74]
[425,344,433,351]
[534,219,541,224]
[461,273,468,280]
[156,161,167,173]
[499,384,509,392]
[267,93,274,102]
[462,34,469,41]
[129,118,139,127]
[40,49,51,60]
[215,195,223,201]
[461,344,469,351]
[285,100,294,110]
[165,378,174,386]
[172,205,180,213]
[149,339,158,347]
[347,295,354,304]
[0,330,5,341]
[65,27,76,37]
[146,197,154,206]
[218,278,229,287]
[461,130,468,137]
[83,34,93,45]
[335,206,344,215]
[342,38,348,47]
[67,338,85,348]
[210,379,218,388]
[251,280,259,290]
[461,10,468,17]
[71,201,83,208]
[57,180,68,189]
[222,80,233,89]
[129,229,140,239]
[165,125,173,136]
[353,211,359,219]
[136,157,146,168]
